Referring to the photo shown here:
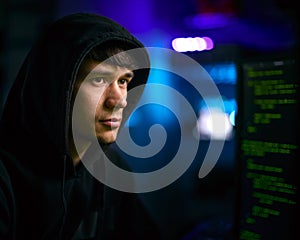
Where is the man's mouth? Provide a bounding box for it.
[99,118,121,128]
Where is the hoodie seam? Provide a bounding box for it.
[58,154,68,239]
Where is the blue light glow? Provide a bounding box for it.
[203,63,237,84]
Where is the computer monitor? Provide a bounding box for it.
[234,58,299,239]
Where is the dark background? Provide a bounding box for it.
[0,1,298,239]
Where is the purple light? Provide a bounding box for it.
[172,37,214,52]
[202,36,214,50]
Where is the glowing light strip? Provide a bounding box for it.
[172,37,214,52]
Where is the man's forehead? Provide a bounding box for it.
[81,60,134,75]
[93,63,134,78]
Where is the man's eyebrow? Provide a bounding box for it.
[88,70,134,78]
[123,71,134,78]
[88,70,114,76]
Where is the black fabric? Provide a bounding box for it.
[0,13,159,240]
[0,155,16,240]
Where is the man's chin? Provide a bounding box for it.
[96,135,117,145]
[95,128,119,144]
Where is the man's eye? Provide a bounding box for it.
[91,77,105,84]
[119,79,129,86]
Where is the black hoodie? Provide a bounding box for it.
[0,13,159,240]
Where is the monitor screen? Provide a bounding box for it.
[234,59,299,239]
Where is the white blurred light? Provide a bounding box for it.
[172,37,214,52]
[197,109,233,140]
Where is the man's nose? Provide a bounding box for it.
[104,82,127,109]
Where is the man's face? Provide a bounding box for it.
[73,59,134,144]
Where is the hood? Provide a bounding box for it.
[0,13,150,166]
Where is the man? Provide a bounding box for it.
[70,41,140,166]
[0,13,159,239]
